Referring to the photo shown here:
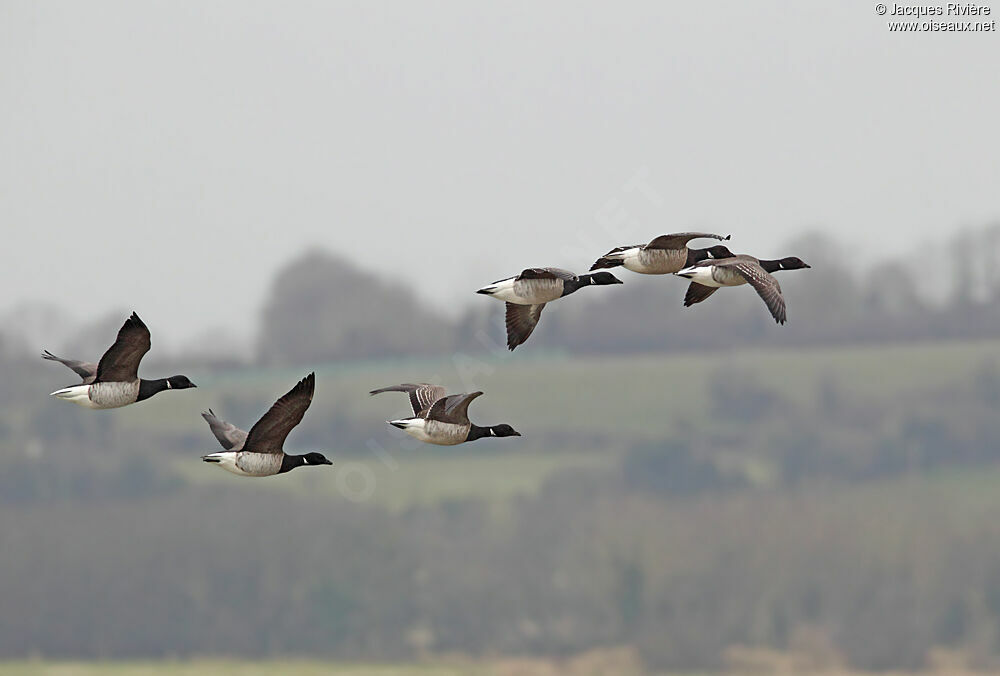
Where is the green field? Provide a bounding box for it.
[100,338,997,441]
[91,338,1000,510]
[0,660,986,676]
[0,663,478,676]
[169,449,614,511]
[8,341,1000,671]
[119,338,1000,437]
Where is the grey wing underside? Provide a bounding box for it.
[41,350,98,384]
[722,261,787,324]
[201,409,249,451]
[425,391,484,425]
[645,232,731,250]
[369,383,447,416]
[504,302,546,351]
[733,263,787,324]
[683,283,720,307]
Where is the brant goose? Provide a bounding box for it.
[202,372,332,476]
[590,232,732,274]
[44,312,196,409]
[476,267,623,350]
[676,255,811,324]
[370,383,520,446]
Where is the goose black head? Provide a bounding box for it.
[167,375,197,389]
[587,271,624,286]
[490,424,521,438]
[778,257,811,270]
[706,245,734,259]
[303,452,333,466]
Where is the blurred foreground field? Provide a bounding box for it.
[0,658,997,676]
[0,662,482,676]
[7,338,1000,670]
[114,338,1000,443]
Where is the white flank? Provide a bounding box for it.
[389,418,430,442]
[389,418,466,446]
[676,265,722,287]
[203,451,255,477]
[614,248,644,273]
[477,277,521,303]
[49,384,101,409]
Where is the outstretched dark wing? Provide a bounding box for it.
[723,260,787,324]
[201,409,249,451]
[41,350,98,383]
[94,312,152,383]
[369,383,447,415]
[516,267,578,281]
[243,373,316,454]
[645,232,730,250]
[683,283,720,307]
[505,302,546,351]
[426,391,484,425]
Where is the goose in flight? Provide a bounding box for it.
[676,255,811,324]
[590,232,732,275]
[370,383,520,445]
[476,268,623,350]
[44,312,196,409]
[202,373,332,476]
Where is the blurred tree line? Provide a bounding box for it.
[10,223,1000,366]
[255,224,1000,363]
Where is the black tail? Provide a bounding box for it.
[201,456,221,463]
[589,257,624,271]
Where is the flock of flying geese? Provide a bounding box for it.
[43,232,810,477]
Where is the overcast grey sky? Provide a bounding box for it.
[2,1,998,349]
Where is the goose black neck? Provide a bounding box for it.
[759,259,781,273]
[562,274,597,296]
[278,454,307,474]
[136,378,169,402]
[467,425,493,442]
[686,248,712,266]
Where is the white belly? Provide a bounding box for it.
[204,451,281,477]
[205,452,253,476]
[677,265,742,288]
[620,248,652,274]
[488,283,527,303]
[479,276,565,305]
[392,418,468,446]
[623,248,685,274]
[512,278,564,304]
[51,381,140,409]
